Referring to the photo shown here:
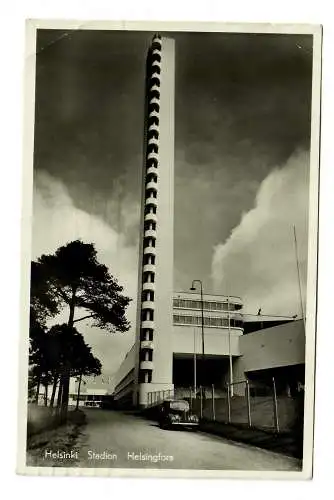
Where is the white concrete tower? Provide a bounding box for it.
[133,34,175,407]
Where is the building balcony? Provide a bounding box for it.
[148,136,159,147]
[141,300,155,310]
[149,96,160,107]
[147,151,159,162]
[148,109,159,120]
[145,197,157,207]
[152,48,161,57]
[146,166,158,177]
[141,320,155,330]
[150,73,161,83]
[142,281,156,292]
[144,230,157,240]
[151,39,162,51]
[150,84,160,94]
[151,58,162,69]
[148,123,159,134]
[140,360,154,371]
[143,246,157,257]
[141,340,154,350]
[143,263,156,274]
[146,180,158,191]
[144,212,157,223]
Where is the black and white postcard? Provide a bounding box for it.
[17,20,322,479]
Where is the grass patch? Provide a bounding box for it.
[26,409,87,467]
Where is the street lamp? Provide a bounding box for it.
[190,279,205,397]
[227,295,234,397]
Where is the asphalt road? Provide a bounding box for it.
[75,409,301,471]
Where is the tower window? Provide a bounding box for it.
[144,221,156,232]
[143,271,155,283]
[147,143,159,154]
[146,189,157,199]
[144,204,157,215]
[143,236,156,248]
[143,254,156,266]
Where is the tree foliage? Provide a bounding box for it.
[31,240,131,333]
[29,323,102,404]
[29,240,130,413]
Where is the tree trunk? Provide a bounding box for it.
[75,373,83,411]
[35,376,41,404]
[60,290,76,422]
[50,375,58,408]
[57,376,63,408]
[44,384,48,406]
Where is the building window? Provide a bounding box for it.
[143,271,155,283]
[141,310,154,322]
[146,173,158,183]
[144,221,156,232]
[142,290,155,302]
[143,237,156,248]
[147,142,159,154]
[144,204,157,215]
[143,254,156,265]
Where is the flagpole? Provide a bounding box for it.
[293,225,306,330]
[227,294,234,397]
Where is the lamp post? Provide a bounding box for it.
[227,295,234,397]
[190,279,205,398]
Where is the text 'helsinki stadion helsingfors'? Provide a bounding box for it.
[112,35,306,408]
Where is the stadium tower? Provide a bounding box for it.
[133,34,175,407]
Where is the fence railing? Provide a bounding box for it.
[173,378,304,433]
[147,389,174,407]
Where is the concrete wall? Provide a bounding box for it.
[172,325,242,356]
[233,320,305,392]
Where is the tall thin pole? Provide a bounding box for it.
[293,225,306,330]
[76,373,82,411]
[190,280,205,399]
[272,377,280,433]
[200,281,205,397]
[193,327,197,395]
[227,295,234,397]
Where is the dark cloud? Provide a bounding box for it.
[33,29,313,292]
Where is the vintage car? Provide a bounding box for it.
[158,399,199,430]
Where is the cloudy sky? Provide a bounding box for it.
[32,29,314,376]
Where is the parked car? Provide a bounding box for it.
[158,399,199,430]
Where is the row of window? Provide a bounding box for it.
[173,314,243,328]
[138,43,161,382]
[173,298,241,311]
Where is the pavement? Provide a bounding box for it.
[75,408,302,471]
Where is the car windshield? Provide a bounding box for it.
[169,400,189,411]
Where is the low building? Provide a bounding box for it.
[113,292,303,407]
[68,374,114,408]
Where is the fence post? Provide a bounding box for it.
[200,385,203,419]
[246,380,252,427]
[212,384,216,421]
[227,382,231,424]
[272,377,280,433]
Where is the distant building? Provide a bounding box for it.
[68,374,114,407]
